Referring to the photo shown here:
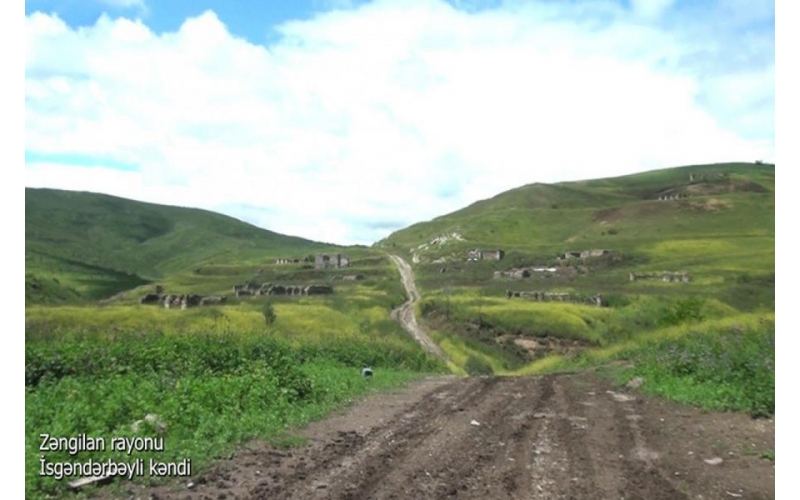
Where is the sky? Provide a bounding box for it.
[24,0,775,245]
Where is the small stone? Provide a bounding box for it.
[704,457,724,465]
[186,482,194,489]
[470,420,481,426]
[626,377,645,389]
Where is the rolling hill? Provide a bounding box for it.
[376,162,774,311]
[25,188,330,303]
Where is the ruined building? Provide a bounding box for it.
[466,249,505,261]
[315,254,350,269]
[629,271,690,283]
[557,249,609,261]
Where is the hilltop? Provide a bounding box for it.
[25,188,330,303]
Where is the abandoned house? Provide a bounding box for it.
[466,249,505,261]
[315,254,350,269]
[558,249,609,261]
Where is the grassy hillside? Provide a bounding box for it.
[26,188,331,302]
[376,162,774,376]
[378,162,773,260]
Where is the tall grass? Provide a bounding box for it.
[26,328,446,498]
[618,319,774,417]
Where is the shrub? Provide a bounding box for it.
[657,297,704,326]
[464,355,494,375]
[420,300,439,317]
[262,301,277,326]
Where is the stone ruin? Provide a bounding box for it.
[332,274,365,281]
[275,258,301,264]
[505,289,606,307]
[494,267,563,279]
[656,192,686,201]
[232,281,334,296]
[557,249,609,262]
[315,254,350,269]
[629,271,690,283]
[139,293,227,309]
[494,268,531,279]
[467,248,505,261]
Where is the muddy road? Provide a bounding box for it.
[388,254,445,358]
[140,372,774,500]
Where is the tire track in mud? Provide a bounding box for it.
[250,377,498,499]
[136,372,774,500]
[366,376,554,500]
[607,390,688,500]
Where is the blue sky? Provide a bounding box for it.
[25,0,359,44]
[24,0,775,245]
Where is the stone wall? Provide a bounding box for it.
[232,281,334,296]
[505,289,606,307]
[629,271,690,282]
[139,293,227,309]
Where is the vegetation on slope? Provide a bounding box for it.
[26,188,330,302]
[25,251,445,498]
[376,162,774,409]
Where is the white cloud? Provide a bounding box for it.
[630,0,675,20]
[25,1,774,245]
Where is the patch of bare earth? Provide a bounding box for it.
[110,371,773,500]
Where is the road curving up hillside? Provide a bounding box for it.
[388,254,446,359]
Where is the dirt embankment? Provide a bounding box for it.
[134,372,774,500]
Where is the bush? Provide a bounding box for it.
[420,300,439,317]
[262,301,277,326]
[623,321,774,417]
[657,297,704,326]
[464,355,494,375]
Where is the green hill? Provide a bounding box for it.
[375,163,775,372]
[379,162,773,255]
[378,162,773,275]
[26,188,330,303]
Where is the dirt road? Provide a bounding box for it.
[122,255,774,500]
[139,372,774,500]
[388,254,446,358]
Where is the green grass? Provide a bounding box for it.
[25,162,776,499]
[25,248,448,498]
[617,318,774,417]
[25,329,445,498]
[375,162,774,402]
